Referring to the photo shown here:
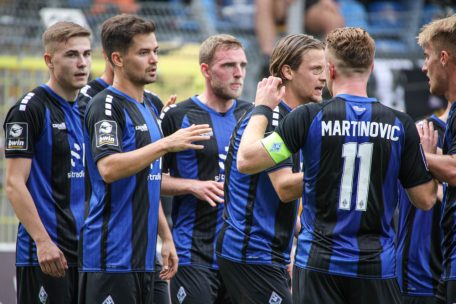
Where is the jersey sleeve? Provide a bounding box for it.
[85,94,125,163]
[3,95,45,158]
[275,106,310,155]
[399,114,433,188]
[159,105,179,173]
[446,112,456,155]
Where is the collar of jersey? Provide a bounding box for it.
[107,86,143,104]
[429,114,446,129]
[336,94,377,103]
[95,77,109,89]
[279,100,292,113]
[40,84,76,108]
[191,95,237,116]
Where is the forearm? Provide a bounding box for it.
[161,174,197,196]
[270,169,303,202]
[6,181,51,244]
[98,138,169,183]
[237,115,274,174]
[426,153,456,186]
[255,0,276,56]
[157,203,172,242]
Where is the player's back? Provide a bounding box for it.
[284,95,430,278]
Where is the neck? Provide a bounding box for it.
[46,79,79,101]
[331,76,369,97]
[100,70,114,86]
[112,73,144,103]
[198,90,234,113]
[282,86,306,109]
[438,101,452,123]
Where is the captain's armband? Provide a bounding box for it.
[261,132,291,164]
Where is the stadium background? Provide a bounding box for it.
[0,0,454,302]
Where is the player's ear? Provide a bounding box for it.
[200,63,210,78]
[111,52,123,68]
[281,65,293,81]
[44,53,53,69]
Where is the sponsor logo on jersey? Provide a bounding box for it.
[52,122,67,130]
[38,286,48,303]
[148,158,162,181]
[177,286,187,304]
[6,122,28,150]
[135,124,148,132]
[95,120,118,147]
[269,291,282,304]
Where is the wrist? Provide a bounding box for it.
[252,105,273,120]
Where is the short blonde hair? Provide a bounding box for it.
[326,27,375,75]
[199,34,243,65]
[42,21,91,53]
[417,14,456,56]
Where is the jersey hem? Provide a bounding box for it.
[177,262,219,270]
[294,264,396,279]
[79,268,156,273]
[216,253,289,269]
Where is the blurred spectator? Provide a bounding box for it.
[91,0,139,14]
[255,0,344,77]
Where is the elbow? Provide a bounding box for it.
[98,164,116,184]
[276,185,299,203]
[5,177,18,201]
[237,156,255,175]
[415,192,437,211]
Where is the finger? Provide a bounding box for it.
[416,121,424,136]
[215,182,224,190]
[433,130,438,147]
[60,251,68,269]
[210,185,224,197]
[204,196,217,207]
[206,191,224,204]
[40,261,51,275]
[188,136,211,143]
[186,144,206,150]
[48,260,60,277]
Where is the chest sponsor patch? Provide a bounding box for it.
[95,120,119,147]
[6,122,28,150]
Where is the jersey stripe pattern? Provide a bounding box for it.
[216,101,299,267]
[3,85,85,266]
[80,86,162,272]
[275,95,432,278]
[441,101,456,280]
[160,96,252,269]
[396,115,444,296]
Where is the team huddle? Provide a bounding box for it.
[3,12,456,304]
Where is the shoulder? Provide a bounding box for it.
[161,97,194,118]
[12,87,47,114]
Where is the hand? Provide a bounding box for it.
[254,76,285,110]
[190,180,224,207]
[36,239,68,277]
[163,94,177,109]
[159,239,178,280]
[417,120,438,154]
[163,124,212,153]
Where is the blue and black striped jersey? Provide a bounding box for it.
[216,101,300,267]
[160,96,252,269]
[80,86,162,272]
[4,84,86,266]
[396,114,445,296]
[275,94,432,278]
[441,101,456,281]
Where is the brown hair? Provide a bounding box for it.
[199,34,243,65]
[417,14,456,57]
[42,21,91,53]
[101,14,156,64]
[326,27,375,75]
[269,34,325,80]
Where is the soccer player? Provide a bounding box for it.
[79,14,211,304]
[216,34,325,304]
[396,104,449,304]
[78,47,177,304]
[160,34,252,304]
[3,21,91,303]
[415,14,456,304]
[237,27,437,304]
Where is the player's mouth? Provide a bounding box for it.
[75,72,87,79]
[231,83,242,89]
[315,86,324,93]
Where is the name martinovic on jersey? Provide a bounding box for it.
[321,120,400,141]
